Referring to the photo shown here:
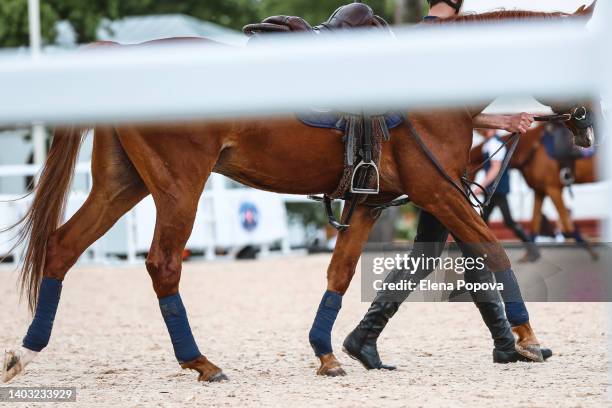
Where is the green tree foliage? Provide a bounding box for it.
[0,0,58,47]
[48,0,123,44]
[114,0,260,32]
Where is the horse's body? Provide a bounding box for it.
[511,125,597,238]
[2,4,598,383]
[470,124,598,257]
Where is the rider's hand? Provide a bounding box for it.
[505,113,534,134]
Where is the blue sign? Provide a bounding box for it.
[239,202,259,231]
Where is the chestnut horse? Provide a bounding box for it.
[2,6,596,383]
[470,123,598,259]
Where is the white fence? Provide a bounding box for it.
[0,163,293,264]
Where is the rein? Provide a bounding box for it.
[406,111,583,215]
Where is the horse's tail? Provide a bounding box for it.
[9,127,85,313]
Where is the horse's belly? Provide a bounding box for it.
[214,142,344,195]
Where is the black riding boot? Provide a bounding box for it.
[344,211,449,370]
[343,300,399,370]
[343,263,434,370]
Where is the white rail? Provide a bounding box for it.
[0,18,606,125]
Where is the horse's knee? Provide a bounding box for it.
[146,255,182,297]
[327,261,357,294]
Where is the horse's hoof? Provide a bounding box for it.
[208,371,229,382]
[512,323,544,362]
[518,252,540,263]
[2,350,23,383]
[316,353,346,377]
[318,365,346,377]
[516,343,544,363]
[180,355,227,383]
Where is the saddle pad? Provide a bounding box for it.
[297,111,404,131]
[542,132,558,159]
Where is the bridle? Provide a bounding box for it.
[534,105,591,129]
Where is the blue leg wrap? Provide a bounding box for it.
[309,291,342,357]
[22,277,62,352]
[494,269,529,326]
[564,230,585,243]
[159,293,201,363]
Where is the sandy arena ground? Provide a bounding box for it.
[0,254,610,407]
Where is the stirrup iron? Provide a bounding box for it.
[350,160,380,194]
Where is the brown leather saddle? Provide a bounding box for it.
[243,3,391,36]
[243,3,400,230]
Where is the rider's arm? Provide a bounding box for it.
[480,160,502,191]
[473,113,534,134]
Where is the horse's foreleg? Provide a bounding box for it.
[420,190,543,362]
[309,205,377,376]
[547,187,574,233]
[2,128,148,383]
[518,191,545,263]
[547,187,598,260]
[531,191,545,238]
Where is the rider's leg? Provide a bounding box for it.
[343,210,448,369]
[495,193,540,261]
[496,193,531,243]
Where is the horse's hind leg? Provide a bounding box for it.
[117,128,226,382]
[309,205,377,376]
[547,187,598,260]
[144,190,227,382]
[3,127,148,383]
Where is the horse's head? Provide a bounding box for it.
[572,1,597,20]
[546,101,599,148]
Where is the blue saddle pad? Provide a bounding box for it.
[297,111,404,131]
[543,130,596,160]
[542,132,556,159]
